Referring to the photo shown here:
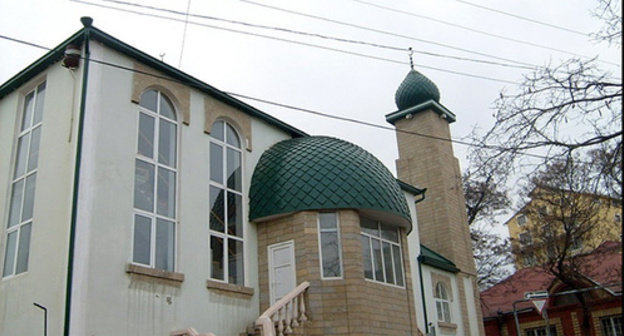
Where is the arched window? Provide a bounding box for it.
[132,89,177,272]
[209,120,244,285]
[434,282,451,323]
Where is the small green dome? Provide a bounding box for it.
[395,69,440,110]
[250,136,411,226]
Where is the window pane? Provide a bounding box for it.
[139,90,158,111]
[14,134,29,179]
[33,82,45,125]
[159,94,176,120]
[226,123,240,148]
[228,238,244,285]
[361,235,373,279]
[21,92,34,131]
[211,235,224,280]
[2,231,18,276]
[158,120,176,168]
[27,126,41,172]
[319,213,337,230]
[134,160,154,212]
[382,242,394,284]
[321,231,341,278]
[8,179,25,228]
[442,302,451,322]
[211,120,224,141]
[227,192,242,237]
[226,148,241,191]
[361,217,378,236]
[436,301,443,321]
[15,223,31,274]
[138,113,154,158]
[371,239,383,281]
[393,245,404,286]
[209,186,225,232]
[210,143,223,184]
[21,173,36,222]
[157,168,176,218]
[133,215,151,265]
[155,219,175,271]
[381,224,398,243]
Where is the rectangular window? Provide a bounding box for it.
[519,232,532,245]
[601,315,622,336]
[318,213,342,279]
[517,214,527,226]
[522,253,536,266]
[525,325,557,336]
[360,217,404,287]
[3,82,45,278]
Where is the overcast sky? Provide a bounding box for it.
[1,0,621,236]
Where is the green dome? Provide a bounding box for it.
[250,136,411,227]
[395,69,440,110]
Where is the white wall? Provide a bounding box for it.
[0,58,83,335]
[404,191,426,333]
[421,265,465,336]
[68,41,295,336]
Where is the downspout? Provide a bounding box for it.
[418,258,430,334]
[63,16,92,336]
[414,191,428,334]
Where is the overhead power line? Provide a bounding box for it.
[69,0,520,84]
[89,0,535,71]
[239,0,541,68]
[0,33,608,165]
[351,0,613,65]
[455,0,588,36]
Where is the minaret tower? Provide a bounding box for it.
[387,68,484,334]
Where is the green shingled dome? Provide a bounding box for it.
[250,136,411,226]
[395,69,440,110]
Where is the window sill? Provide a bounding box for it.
[126,264,185,286]
[206,279,254,297]
[438,321,457,330]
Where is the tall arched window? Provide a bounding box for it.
[434,282,451,323]
[209,120,244,285]
[132,89,177,272]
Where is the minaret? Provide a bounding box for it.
[387,69,484,334]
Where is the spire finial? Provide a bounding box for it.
[408,47,414,70]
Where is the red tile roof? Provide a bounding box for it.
[480,241,622,317]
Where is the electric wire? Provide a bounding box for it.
[351,0,614,66]
[455,0,588,36]
[88,0,536,71]
[177,0,192,68]
[69,0,520,84]
[239,0,541,68]
[1,33,617,165]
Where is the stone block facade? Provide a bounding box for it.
[257,210,422,335]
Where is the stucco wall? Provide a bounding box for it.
[0,56,81,335]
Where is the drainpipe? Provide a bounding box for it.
[418,258,430,334]
[63,16,92,336]
[33,302,47,336]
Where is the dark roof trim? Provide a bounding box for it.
[0,25,308,138]
[385,100,456,125]
[419,244,460,273]
[397,179,426,196]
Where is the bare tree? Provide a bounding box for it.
[471,224,513,290]
[512,157,621,335]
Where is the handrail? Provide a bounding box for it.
[255,281,310,336]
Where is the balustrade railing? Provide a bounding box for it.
[255,281,310,336]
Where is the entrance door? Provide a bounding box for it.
[268,240,296,305]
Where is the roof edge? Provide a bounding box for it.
[397,179,426,196]
[385,100,456,125]
[419,244,460,273]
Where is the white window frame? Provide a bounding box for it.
[525,325,557,336]
[360,219,405,288]
[3,81,45,279]
[131,90,179,272]
[317,213,343,280]
[434,282,452,323]
[600,315,622,336]
[208,120,245,285]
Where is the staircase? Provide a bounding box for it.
[172,281,310,336]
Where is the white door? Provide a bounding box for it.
[268,240,296,305]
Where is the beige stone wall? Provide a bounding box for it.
[393,108,484,335]
[257,210,422,335]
